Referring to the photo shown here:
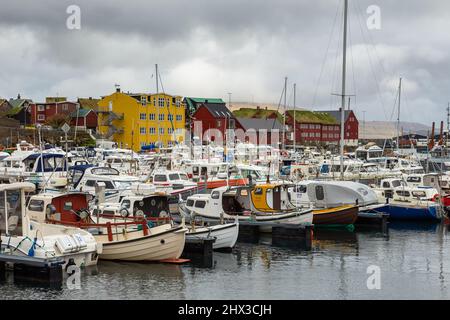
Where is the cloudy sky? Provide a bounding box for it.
[0,0,449,125]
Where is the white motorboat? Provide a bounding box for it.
[1,183,101,268]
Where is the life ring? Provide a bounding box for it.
[432,194,440,203]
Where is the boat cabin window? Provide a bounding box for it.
[194,200,206,209]
[169,174,180,181]
[186,199,194,207]
[121,200,131,209]
[254,187,263,195]
[382,182,391,188]
[28,199,44,212]
[211,191,220,199]
[294,185,307,193]
[63,202,73,211]
[315,186,325,201]
[154,175,168,182]
[179,174,188,181]
[192,167,199,176]
[407,177,421,183]
[85,180,115,189]
[411,191,426,198]
[396,190,410,197]
[391,180,405,188]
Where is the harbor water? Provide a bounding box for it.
[1,222,449,300]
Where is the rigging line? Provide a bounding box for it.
[330,7,343,110]
[311,0,341,109]
[158,72,176,143]
[355,0,390,79]
[348,5,358,112]
[271,83,286,130]
[353,0,389,120]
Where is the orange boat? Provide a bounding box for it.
[197,178,248,189]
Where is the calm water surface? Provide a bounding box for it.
[1,222,450,300]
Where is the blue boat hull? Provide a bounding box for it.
[383,204,440,221]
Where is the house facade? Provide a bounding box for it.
[192,103,244,145]
[30,100,79,124]
[97,87,186,151]
[70,109,98,131]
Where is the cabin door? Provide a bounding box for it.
[272,187,281,210]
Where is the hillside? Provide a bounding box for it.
[361,121,431,139]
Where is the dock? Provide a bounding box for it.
[0,254,64,287]
[355,211,389,235]
[181,238,215,268]
[238,222,313,250]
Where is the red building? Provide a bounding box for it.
[192,103,244,144]
[70,109,98,131]
[30,101,79,124]
[285,109,359,146]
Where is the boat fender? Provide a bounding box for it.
[27,237,37,257]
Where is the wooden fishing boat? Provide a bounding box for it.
[313,205,359,226]
[26,192,187,262]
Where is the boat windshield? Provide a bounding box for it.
[114,181,133,189]
[169,173,180,181]
[392,180,406,188]
[0,189,23,236]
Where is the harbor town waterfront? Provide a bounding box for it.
[1,0,450,307]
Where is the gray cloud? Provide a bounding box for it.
[0,0,449,126]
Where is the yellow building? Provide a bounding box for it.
[97,88,186,151]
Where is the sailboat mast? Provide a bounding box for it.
[293,83,297,153]
[283,77,287,150]
[156,64,160,146]
[339,0,348,180]
[397,77,402,151]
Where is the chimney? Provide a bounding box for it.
[17,93,21,99]
[205,99,209,103]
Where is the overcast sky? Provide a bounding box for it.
[0,0,449,125]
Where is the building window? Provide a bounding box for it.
[168,128,174,134]
[149,113,155,120]
[217,120,221,127]
[141,96,147,106]
[158,98,165,107]
[37,105,45,111]
[176,115,182,121]
[140,127,146,134]
[38,114,45,121]
[168,114,173,121]
[229,119,235,129]
[62,104,68,111]
[153,98,156,106]
[159,114,165,121]
[166,98,170,107]
[159,128,164,134]
[140,113,147,120]
[149,127,156,134]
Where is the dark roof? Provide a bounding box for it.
[201,103,233,118]
[78,98,100,110]
[237,117,283,131]
[70,109,93,118]
[320,110,354,123]
[9,99,31,109]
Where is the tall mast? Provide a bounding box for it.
[156,64,160,146]
[283,77,287,150]
[447,102,449,156]
[293,83,297,153]
[339,0,348,180]
[396,77,402,151]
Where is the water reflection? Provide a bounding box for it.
[1,223,450,299]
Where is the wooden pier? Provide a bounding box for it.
[181,238,215,268]
[355,211,389,235]
[238,222,313,250]
[0,254,64,287]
